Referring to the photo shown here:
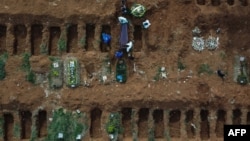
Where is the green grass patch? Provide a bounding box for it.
[177,59,186,71]
[21,53,31,72]
[58,38,67,53]
[0,59,6,80]
[0,117,4,138]
[13,123,21,139]
[105,112,123,140]
[198,64,213,75]
[30,125,37,141]
[45,108,87,141]
[58,30,67,54]
[0,52,8,80]
[148,128,155,141]
[80,37,86,48]
[219,51,226,60]
[26,70,36,84]
[153,67,162,81]
[21,53,36,84]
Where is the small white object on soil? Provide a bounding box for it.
[109,134,114,139]
[240,56,245,62]
[58,133,63,138]
[76,134,81,139]
[76,109,81,114]
[143,19,151,29]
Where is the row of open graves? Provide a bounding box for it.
[1,107,250,141]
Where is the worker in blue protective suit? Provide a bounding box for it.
[102,33,111,45]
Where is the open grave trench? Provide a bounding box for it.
[1,107,250,141]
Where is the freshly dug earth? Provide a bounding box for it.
[0,0,250,140]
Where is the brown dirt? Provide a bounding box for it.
[0,0,250,140]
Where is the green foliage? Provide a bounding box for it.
[30,125,37,141]
[105,113,123,135]
[21,53,36,84]
[198,64,213,75]
[26,71,36,84]
[80,37,86,48]
[45,108,86,141]
[58,38,67,53]
[0,117,4,137]
[21,53,31,72]
[0,52,8,62]
[58,31,67,54]
[148,128,155,141]
[52,70,59,76]
[0,59,6,80]
[219,51,226,60]
[153,67,161,81]
[0,52,8,80]
[165,130,171,141]
[49,56,58,62]
[40,43,48,55]
[13,123,21,139]
[177,59,186,71]
[153,67,167,81]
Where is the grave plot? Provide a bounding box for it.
[169,110,181,138]
[31,24,43,55]
[3,113,14,141]
[100,25,111,52]
[36,110,47,138]
[85,24,95,51]
[0,25,7,54]
[90,108,102,138]
[211,0,221,6]
[197,0,206,5]
[200,110,209,140]
[227,0,234,5]
[122,108,132,138]
[13,25,27,55]
[67,24,78,53]
[20,111,32,139]
[133,25,142,52]
[153,109,164,138]
[185,110,195,138]
[215,109,226,137]
[138,108,149,138]
[233,109,242,125]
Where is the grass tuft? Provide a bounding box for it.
[198,64,213,75]
[105,112,123,141]
[45,108,87,141]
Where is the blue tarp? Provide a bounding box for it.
[119,24,128,47]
